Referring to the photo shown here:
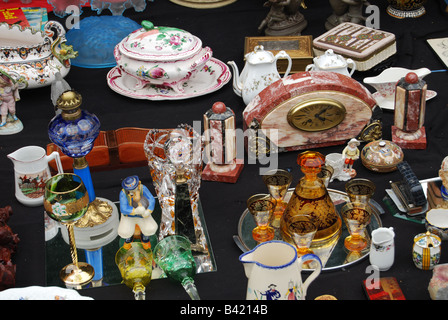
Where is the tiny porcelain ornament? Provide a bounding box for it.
[306,49,356,77]
[412,231,441,270]
[8,146,63,207]
[239,240,322,300]
[228,45,292,105]
[369,227,395,271]
[0,21,77,89]
[114,20,213,93]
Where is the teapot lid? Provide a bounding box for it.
[314,49,347,69]
[245,45,275,64]
[118,20,202,61]
[414,231,441,248]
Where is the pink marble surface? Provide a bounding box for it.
[394,85,427,132]
[201,159,244,183]
[243,71,376,151]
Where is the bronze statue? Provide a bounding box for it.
[258,0,308,36]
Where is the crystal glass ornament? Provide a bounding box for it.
[115,242,153,300]
[144,124,206,252]
[43,173,94,288]
[345,178,375,204]
[280,151,342,246]
[153,235,200,300]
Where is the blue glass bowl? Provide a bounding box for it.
[48,110,101,158]
[66,15,141,68]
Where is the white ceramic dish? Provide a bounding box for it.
[426,208,448,240]
[107,57,231,100]
[0,286,93,300]
[373,90,437,110]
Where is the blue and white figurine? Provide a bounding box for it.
[118,175,158,250]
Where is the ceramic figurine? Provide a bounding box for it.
[118,175,157,250]
[228,45,292,105]
[0,70,23,135]
[258,0,308,36]
[439,156,448,203]
[342,138,360,177]
[392,72,427,149]
[325,0,367,30]
[202,102,244,183]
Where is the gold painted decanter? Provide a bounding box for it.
[280,151,342,246]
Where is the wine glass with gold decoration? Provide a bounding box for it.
[43,173,94,288]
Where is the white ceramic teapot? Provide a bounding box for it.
[306,49,356,77]
[228,45,292,105]
[239,240,322,300]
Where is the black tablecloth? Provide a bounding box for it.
[2,0,448,302]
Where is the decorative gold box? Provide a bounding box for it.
[244,35,314,74]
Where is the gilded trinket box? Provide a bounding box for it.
[313,23,397,71]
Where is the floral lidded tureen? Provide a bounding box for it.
[114,20,213,93]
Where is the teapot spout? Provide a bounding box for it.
[227,61,242,97]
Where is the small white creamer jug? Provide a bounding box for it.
[369,227,395,271]
[239,240,322,300]
[8,145,63,207]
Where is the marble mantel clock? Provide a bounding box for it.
[242,71,378,157]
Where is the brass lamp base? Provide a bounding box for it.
[60,262,95,289]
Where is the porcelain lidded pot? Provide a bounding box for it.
[412,231,441,270]
[305,49,356,77]
[114,20,213,93]
[361,140,404,172]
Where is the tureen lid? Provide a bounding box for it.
[118,20,202,61]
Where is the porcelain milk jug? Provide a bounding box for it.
[369,227,395,271]
[228,45,292,105]
[239,240,322,300]
[8,146,63,206]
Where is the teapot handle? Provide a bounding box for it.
[298,253,322,295]
[346,58,356,77]
[275,50,292,78]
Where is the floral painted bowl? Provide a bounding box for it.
[114,20,212,93]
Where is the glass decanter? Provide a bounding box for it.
[280,151,342,246]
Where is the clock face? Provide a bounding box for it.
[287,98,347,132]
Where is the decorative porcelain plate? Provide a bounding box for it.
[0,286,93,300]
[373,90,437,110]
[107,58,231,100]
